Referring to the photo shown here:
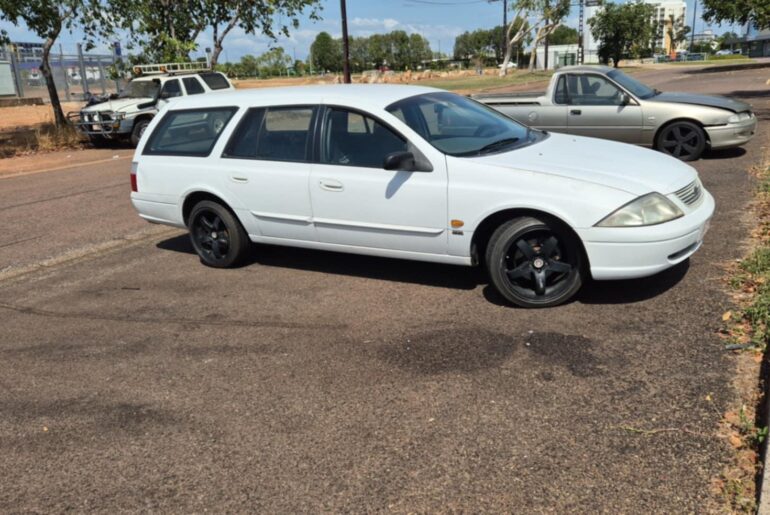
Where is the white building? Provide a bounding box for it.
[534,44,599,70]
[645,0,688,51]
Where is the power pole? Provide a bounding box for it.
[502,0,507,62]
[690,0,697,52]
[544,0,550,69]
[340,0,351,83]
[578,0,584,64]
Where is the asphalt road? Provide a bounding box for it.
[1,65,768,512]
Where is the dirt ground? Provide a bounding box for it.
[0,102,82,132]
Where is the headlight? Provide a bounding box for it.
[728,112,752,123]
[114,112,126,120]
[596,193,683,227]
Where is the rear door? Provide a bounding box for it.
[565,73,642,143]
[221,105,318,241]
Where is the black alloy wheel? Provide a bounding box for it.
[486,217,584,308]
[188,200,249,268]
[656,121,706,161]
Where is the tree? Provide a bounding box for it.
[549,25,578,45]
[113,0,321,65]
[589,1,656,67]
[702,0,769,31]
[499,0,569,75]
[255,47,292,76]
[665,14,690,53]
[311,31,340,72]
[0,0,116,126]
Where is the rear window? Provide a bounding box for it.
[199,72,230,90]
[183,77,205,95]
[143,107,238,157]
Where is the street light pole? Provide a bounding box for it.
[340,0,351,83]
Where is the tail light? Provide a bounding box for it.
[130,161,138,192]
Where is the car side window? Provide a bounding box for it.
[253,107,314,162]
[569,75,623,106]
[222,108,267,159]
[554,75,568,105]
[199,72,230,90]
[183,77,205,95]
[322,107,407,168]
[161,79,182,99]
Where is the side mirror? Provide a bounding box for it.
[383,151,416,171]
[619,92,630,105]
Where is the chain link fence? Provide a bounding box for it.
[0,46,126,102]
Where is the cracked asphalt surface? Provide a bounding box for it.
[1,65,768,512]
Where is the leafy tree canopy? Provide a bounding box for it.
[588,1,656,67]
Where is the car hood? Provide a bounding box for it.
[472,132,696,196]
[81,97,154,113]
[650,92,751,113]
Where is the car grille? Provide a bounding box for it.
[674,180,702,206]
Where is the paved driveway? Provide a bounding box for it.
[0,65,768,512]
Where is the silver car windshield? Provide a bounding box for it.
[386,92,543,157]
[120,81,160,99]
[607,70,656,99]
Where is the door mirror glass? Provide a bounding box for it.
[383,151,416,171]
[619,92,630,105]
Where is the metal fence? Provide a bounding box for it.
[0,46,125,102]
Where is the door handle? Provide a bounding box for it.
[230,176,248,183]
[570,109,582,115]
[319,179,344,192]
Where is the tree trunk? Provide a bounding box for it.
[500,42,513,76]
[210,43,223,68]
[40,34,66,127]
[528,41,538,72]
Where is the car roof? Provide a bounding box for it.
[166,84,443,111]
[557,65,615,74]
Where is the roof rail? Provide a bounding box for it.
[132,62,210,76]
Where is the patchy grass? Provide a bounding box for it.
[419,71,553,92]
[716,147,770,512]
[0,123,86,159]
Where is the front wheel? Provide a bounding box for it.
[188,200,250,268]
[130,118,151,147]
[486,217,584,308]
[656,121,706,161]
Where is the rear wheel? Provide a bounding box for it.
[188,200,250,268]
[656,121,706,161]
[486,217,584,308]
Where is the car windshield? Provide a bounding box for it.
[607,69,657,99]
[386,92,542,157]
[120,80,159,99]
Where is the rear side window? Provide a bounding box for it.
[144,107,238,157]
[199,72,230,90]
[224,106,315,162]
[160,79,182,98]
[183,77,205,95]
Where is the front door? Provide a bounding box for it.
[221,105,318,241]
[309,107,448,255]
[565,73,643,144]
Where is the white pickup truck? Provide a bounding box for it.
[473,65,755,161]
[68,63,235,147]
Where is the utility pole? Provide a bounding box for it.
[578,0,584,64]
[689,0,697,52]
[544,0,550,70]
[340,0,351,83]
[502,0,507,62]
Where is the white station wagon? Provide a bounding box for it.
[131,84,714,307]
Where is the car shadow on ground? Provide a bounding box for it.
[157,234,691,305]
[702,147,747,160]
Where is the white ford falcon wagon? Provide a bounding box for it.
[130,84,714,307]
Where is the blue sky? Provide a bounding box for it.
[0,0,740,61]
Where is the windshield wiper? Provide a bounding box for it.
[477,137,520,155]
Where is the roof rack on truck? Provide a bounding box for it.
[132,62,210,76]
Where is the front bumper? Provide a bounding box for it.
[578,190,715,280]
[67,111,133,137]
[706,116,757,149]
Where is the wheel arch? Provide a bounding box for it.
[653,117,710,149]
[470,207,590,273]
[182,190,238,227]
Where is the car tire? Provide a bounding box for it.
[655,121,706,161]
[130,118,151,147]
[188,200,250,268]
[486,217,584,308]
